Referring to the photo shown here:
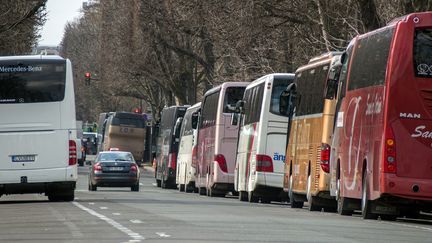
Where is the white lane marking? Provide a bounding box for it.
[139,183,143,186]
[130,219,142,224]
[73,202,145,241]
[89,202,95,205]
[152,183,157,186]
[100,207,108,210]
[385,221,432,232]
[156,232,171,238]
[113,213,121,216]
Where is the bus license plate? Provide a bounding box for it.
[11,155,36,162]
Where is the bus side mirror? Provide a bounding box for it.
[280,83,298,117]
[191,112,199,129]
[324,66,341,100]
[235,100,245,114]
[231,113,240,126]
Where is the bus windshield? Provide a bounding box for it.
[0,60,66,104]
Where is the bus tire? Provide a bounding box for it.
[178,184,185,192]
[361,174,377,220]
[248,190,259,203]
[307,175,320,211]
[239,191,248,201]
[199,187,206,195]
[289,175,304,208]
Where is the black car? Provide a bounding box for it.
[88,151,140,191]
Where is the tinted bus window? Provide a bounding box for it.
[244,84,264,125]
[201,91,219,128]
[296,65,328,116]
[348,27,394,90]
[0,60,66,103]
[270,76,294,115]
[414,28,432,78]
[223,87,246,113]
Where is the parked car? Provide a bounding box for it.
[88,151,140,191]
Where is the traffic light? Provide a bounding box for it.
[85,72,91,85]
[133,108,141,113]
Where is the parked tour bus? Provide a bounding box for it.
[98,112,146,164]
[0,55,77,201]
[155,105,189,188]
[283,52,341,211]
[176,102,201,192]
[194,82,248,197]
[234,74,294,203]
[329,12,432,219]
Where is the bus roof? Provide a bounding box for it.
[247,73,295,88]
[0,55,65,61]
[204,82,249,97]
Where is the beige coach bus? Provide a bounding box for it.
[98,112,146,164]
[284,52,341,211]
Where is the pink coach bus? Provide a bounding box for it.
[329,12,432,220]
[194,82,248,197]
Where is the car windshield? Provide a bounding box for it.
[98,152,134,162]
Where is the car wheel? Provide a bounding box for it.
[131,183,139,192]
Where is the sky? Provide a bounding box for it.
[38,0,84,46]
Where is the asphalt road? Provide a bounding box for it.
[1,161,432,242]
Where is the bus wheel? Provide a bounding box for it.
[239,191,248,201]
[248,190,259,203]
[361,175,377,220]
[289,175,304,208]
[336,178,352,216]
[199,186,207,195]
[307,175,320,211]
[178,184,185,192]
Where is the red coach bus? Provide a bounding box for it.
[329,12,432,220]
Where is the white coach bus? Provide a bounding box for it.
[0,55,77,201]
[234,73,294,203]
[176,102,201,192]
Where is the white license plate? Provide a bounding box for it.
[108,167,123,171]
[11,155,36,162]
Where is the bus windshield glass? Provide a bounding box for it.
[112,117,145,128]
[0,60,66,104]
[414,28,432,78]
[223,87,245,113]
[270,76,294,115]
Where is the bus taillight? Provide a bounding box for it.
[256,154,273,172]
[320,143,330,173]
[169,152,177,170]
[69,140,77,166]
[215,154,228,173]
[384,125,397,173]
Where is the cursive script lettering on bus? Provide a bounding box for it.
[411,125,432,138]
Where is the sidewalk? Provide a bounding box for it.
[141,162,155,173]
